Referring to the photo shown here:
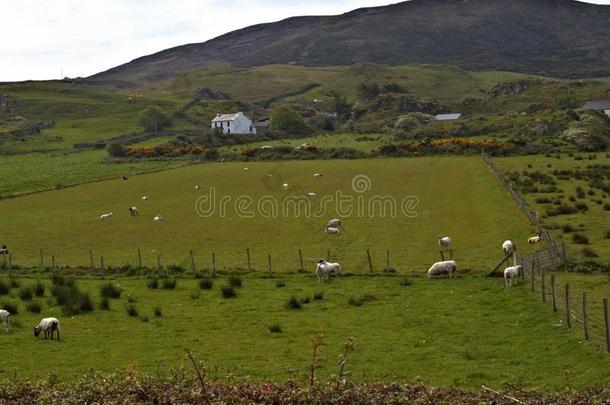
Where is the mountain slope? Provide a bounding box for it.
[93,0,610,85]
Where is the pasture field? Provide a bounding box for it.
[0,272,608,389]
[494,153,610,263]
[0,150,187,197]
[0,157,536,271]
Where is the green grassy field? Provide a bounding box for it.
[0,272,608,389]
[0,157,536,271]
[0,150,187,197]
[494,153,610,263]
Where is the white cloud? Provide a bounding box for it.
[0,0,609,81]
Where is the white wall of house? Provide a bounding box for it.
[211,112,256,135]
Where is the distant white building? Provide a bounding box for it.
[211,112,256,134]
[435,113,462,121]
[582,101,610,117]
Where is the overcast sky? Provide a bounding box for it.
[1,0,609,82]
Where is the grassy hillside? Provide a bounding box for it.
[0,273,608,388]
[0,157,535,270]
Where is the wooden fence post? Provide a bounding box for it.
[298,249,304,272]
[582,292,589,340]
[267,254,272,277]
[366,249,373,273]
[561,242,569,263]
[565,284,571,328]
[327,250,330,260]
[157,254,161,273]
[52,255,56,272]
[137,248,142,268]
[211,253,216,277]
[100,256,104,273]
[89,250,94,269]
[190,250,196,272]
[2,254,6,269]
[603,298,610,353]
[7,254,12,272]
[530,258,535,292]
[246,249,251,272]
[40,248,44,266]
[541,268,546,303]
[551,274,557,313]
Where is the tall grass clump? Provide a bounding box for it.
[198,278,213,290]
[26,302,41,313]
[228,275,242,288]
[154,306,162,317]
[572,233,589,245]
[286,296,302,309]
[221,285,236,299]
[313,291,324,300]
[34,282,45,297]
[147,278,158,289]
[19,287,33,301]
[99,298,111,311]
[1,302,18,314]
[51,275,94,315]
[126,305,138,317]
[161,278,177,290]
[268,324,283,333]
[100,283,122,299]
[0,280,10,296]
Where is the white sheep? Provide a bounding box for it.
[141,196,148,200]
[307,192,317,197]
[153,215,163,222]
[129,206,138,216]
[324,226,340,234]
[99,212,113,220]
[195,185,201,190]
[316,259,341,281]
[326,219,341,228]
[243,167,249,171]
[438,236,452,249]
[502,240,514,256]
[282,183,288,191]
[528,234,542,244]
[33,317,60,341]
[313,173,322,177]
[427,260,457,278]
[0,309,10,332]
[504,265,522,287]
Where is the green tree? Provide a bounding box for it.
[329,90,352,120]
[139,106,172,133]
[271,105,308,134]
[357,82,380,101]
[554,94,580,110]
[106,143,127,158]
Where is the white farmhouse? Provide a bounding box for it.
[211,112,256,134]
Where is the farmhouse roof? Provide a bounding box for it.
[212,113,240,122]
[582,100,610,110]
[435,113,462,121]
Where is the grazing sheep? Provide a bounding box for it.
[153,215,163,222]
[99,212,113,220]
[326,218,341,228]
[141,196,148,200]
[427,260,457,278]
[307,192,317,197]
[282,183,289,191]
[33,317,60,341]
[0,309,10,332]
[129,206,138,216]
[195,185,201,190]
[504,265,522,287]
[502,240,514,256]
[259,145,273,150]
[528,234,542,244]
[438,236,452,249]
[0,245,8,255]
[324,226,341,234]
[313,173,322,177]
[316,259,341,281]
[243,167,249,171]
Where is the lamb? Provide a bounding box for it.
[316,259,341,281]
[141,196,148,200]
[0,309,10,332]
[502,240,514,256]
[153,215,163,222]
[528,234,542,244]
[427,260,457,278]
[313,173,322,177]
[324,226,340,234]
[33,317,60,341]
[504,265,522,287]
[0,245,8,255]
[128,206,138,216]
[282,183,288,191]
[326,219,341,228]
[99,212,113,220]
[438,236,452,249]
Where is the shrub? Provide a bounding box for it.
[107,143,128,158]
[313,291,324,300]
[0,281,9,295]
[572,232,590,244]
[228,276,242,288]
[9,278,20,289]
[161,278,176,290]
[147,279,159,289]
[167,264,185,274]
[582,247,599,258]
[575,202,588,212]
[562,224,576,233]
[34,282,45,297]
[286,296,302,309]
[604,203,610,211]
[605,231,610,239]
[221,285,236,299]
[127,295,137,303]
[276,281,286,288]
[140,316,149,323]
[99,298,110,311]
[1,302,17,314]
[26,301,41,313]
[535,197,551,204]
[198,278,213,290]
[100,283,122,299]
[19,287,33,301]
[154,306,162,317]
[399,278,413,287]
[348,294,377,307]
[268,324,283,333]
[139,106,172,133]
[302,296,311,304]
[126,305,138,317]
